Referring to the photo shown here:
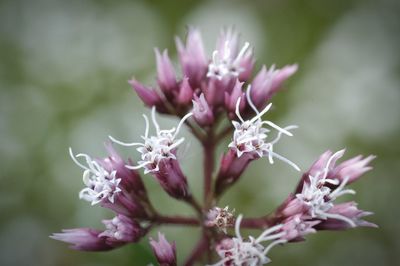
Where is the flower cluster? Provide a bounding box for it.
[52,27,376,266]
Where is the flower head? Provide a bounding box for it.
[296,150,361,227]
[210,215,286,266]
[316,202,377,230]
[69,148,122,205]
[110,107,192,174]
[228,86,300,171]
[207,28,253,81]
[280,214,319,242]
[300,149,375,189]
[99,215,143,243]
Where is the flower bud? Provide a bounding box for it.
[192,93,214,126]
[177,77,193,106]
[150,232,177,266]
[315,202,377,230]
[51,228,111,251]
[153,158,190,200]
[129,79,167,113]
[100,215,144,245]
[175,27,207,89]
[215,149,257,195]
[250,64,297,109]
[155,49,178,93]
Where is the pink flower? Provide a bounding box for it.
[192,93,214,126]
[99,215,144,244]
[51,228,111,251]
[316,202,377,230]
[155,49,178,93]
[280,214,319,242]
[150,232,177,266]
[175,27,208,89]
[296,149,375,193]
[109,107,192,199]
[129,79,166,111]
[51,215,144,251]
[69,147,147,218]
[250,64,298,109]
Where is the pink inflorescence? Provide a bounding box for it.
[51,27,377,266]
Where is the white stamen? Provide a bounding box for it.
[209,214,287,266]
[151,107,161,134]
[69,148,121,205]
[111,109,190,174]
[229,93,299,171]
[108,136,143,147]
[246,85,259,115]
[235,97,245,123]
[296,152,359,227]
[207,36,252,80]
[173,112,193,139]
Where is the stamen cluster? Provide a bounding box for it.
[51,27,376,266]
[69,149,122,205]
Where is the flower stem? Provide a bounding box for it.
[153,215,200,226]
[240,214,279,229]
[203,136,215,210]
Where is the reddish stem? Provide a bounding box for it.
[153,215,200,226]
[240,213,279,229]
[203,138,215,209]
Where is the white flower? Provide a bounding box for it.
[228,86,300,171]
[210,215,287,266]
[69,148,121,205]
[109,107,192,174]
[207,29,251,80]
[296,150,357,227]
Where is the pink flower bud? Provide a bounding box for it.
[129,79,167,112]
[277,194,307,218]
[99,215,144,245]
[175,27,207,89]
[295,150,375,193]
[150,232,177,266]
[177,77,194,106]
[225,80,245,117]
[250,64,297,109]
[238,48,255,82]
[280,214,319,242]
[153,158,190,200]
[316,202,377,230]
[204,78,236,107]
[215,149,257,195]
[192,93,214,126]
[155,49,178,93]
[101,142,147,197]
[50,228,112,251]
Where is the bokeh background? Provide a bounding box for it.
[1,0,400,265]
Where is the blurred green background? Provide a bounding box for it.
[1,0,400,265]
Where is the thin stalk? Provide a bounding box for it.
[240,214,278,229]
[203,137,215,210]
[153,215,200,226]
